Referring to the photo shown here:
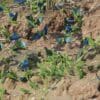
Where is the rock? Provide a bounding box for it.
[82,0,100,40]
[10,95,23,100]
[3,95,11,100]
[47,95,72,100]
[10,94,30,100]
[30,76,43,84]
[85,54,100,72]
[46,77,72,100]
[68,73,100,100]
[30,97,36,100]
[3,78,16,90]
[54,78,71,96]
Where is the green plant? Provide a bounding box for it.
[95,35,100,46]
[0,87,5,100]
[38,49,86,80]
[74,56,85,79]
[20,88,31,94]
[26,0,39,13]
[7,71,18,80]
[0,70,18,83]
[29,81,39,90]
[0,1,10,13]
[38,50,73,79]
[1,57,11,65]
[0,71,7,83]
[72,7,83,23]
[0,26,10,41]
[24,70,33,80]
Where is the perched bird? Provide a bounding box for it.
[44,47,53,56]
[9,12,18,21]
[26,14,35,28]
[19,59,29,70]
[64,37,72,43]
[19,77,27,82]
[19,41,26,49]
[10,32,21,41]
[31,33,41,40]
[11,40,26,51]
[67,17,74,24]
[37,1,44,10]
[0,6,3,12]
[81,38,89,47]
[0,43,3,50]
[14,0,26,4]
[56,37,64,44]
[26,14,33,21]
[54,2,64,10]
[43,25,48,35]
[31,25,48,40]
[36,17,43,25]
[65,25,72,32]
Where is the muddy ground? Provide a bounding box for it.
[0,0,100,100]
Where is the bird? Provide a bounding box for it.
[14,0,26,4]
[9,12,18,21]
[54,2,64,10]
[65,25,72,32]
[43,25,48,35]
[44,47,53,56]
[0,6,3,12]
[56,37,62,44]
[19,59,29,71]
[64,37,72,43]
[67,17,74,24]
[81,38,89,47]
[19,77,27,82]
[31,33,41,40]
[10,32,21,41]
[0,43,3,50]
[26,14,33,21]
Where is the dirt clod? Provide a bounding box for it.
[68,73,100,100]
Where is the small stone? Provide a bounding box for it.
[19,59,29,70]
[3,78,16,90]
[68,73,100,100]
[31,97,36,100]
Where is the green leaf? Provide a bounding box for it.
[29,81,39,90]
[24,70,33,79]
[0,87,5,100]
[7,71,17,80]
[20,88,31,94]
[88,37,95,47]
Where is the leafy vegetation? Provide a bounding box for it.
[29,81,39,90]
[0,0,99,99]
[20,88,32,94]
[38,49,85,79]
[0,87,5,100]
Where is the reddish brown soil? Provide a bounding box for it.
[0,0,100,100]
